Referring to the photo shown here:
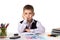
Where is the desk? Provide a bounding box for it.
[0,33,60,40]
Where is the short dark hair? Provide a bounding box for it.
[23,5,34,12]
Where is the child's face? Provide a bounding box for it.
[23,9,34,21]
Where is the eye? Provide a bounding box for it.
[29,13,32,14]
[25,13,27,15]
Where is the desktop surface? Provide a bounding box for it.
[0,32,60,40]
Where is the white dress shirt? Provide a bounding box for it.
[18,19,45,34]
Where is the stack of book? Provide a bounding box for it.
[52,28,60,35]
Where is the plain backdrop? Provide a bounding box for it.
[0,0,60,34]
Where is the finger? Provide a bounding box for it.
[22,14,25,19]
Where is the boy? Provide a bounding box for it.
[18,5,45,34]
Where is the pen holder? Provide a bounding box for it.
[0,28,7,38]
[0,23,9,38]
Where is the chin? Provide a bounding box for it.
[28,19,32,21]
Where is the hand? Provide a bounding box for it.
[22,14,27,21]
[25,29,30,32]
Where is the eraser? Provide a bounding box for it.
[9,36,20,39]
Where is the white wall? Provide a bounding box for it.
[0,0,60,33]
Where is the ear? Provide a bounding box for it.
[33,13,35,16]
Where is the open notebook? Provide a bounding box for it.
[24,33,47,40]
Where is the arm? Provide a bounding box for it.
[30,21,45,34]
[18,20,27,33]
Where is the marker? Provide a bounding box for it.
[5,24,9,28]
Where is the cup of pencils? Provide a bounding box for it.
[0,23,9,38]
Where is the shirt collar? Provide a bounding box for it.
[30,19,35,24]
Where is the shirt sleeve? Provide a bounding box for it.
[18,20,27,33]
[30,21,45,34]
